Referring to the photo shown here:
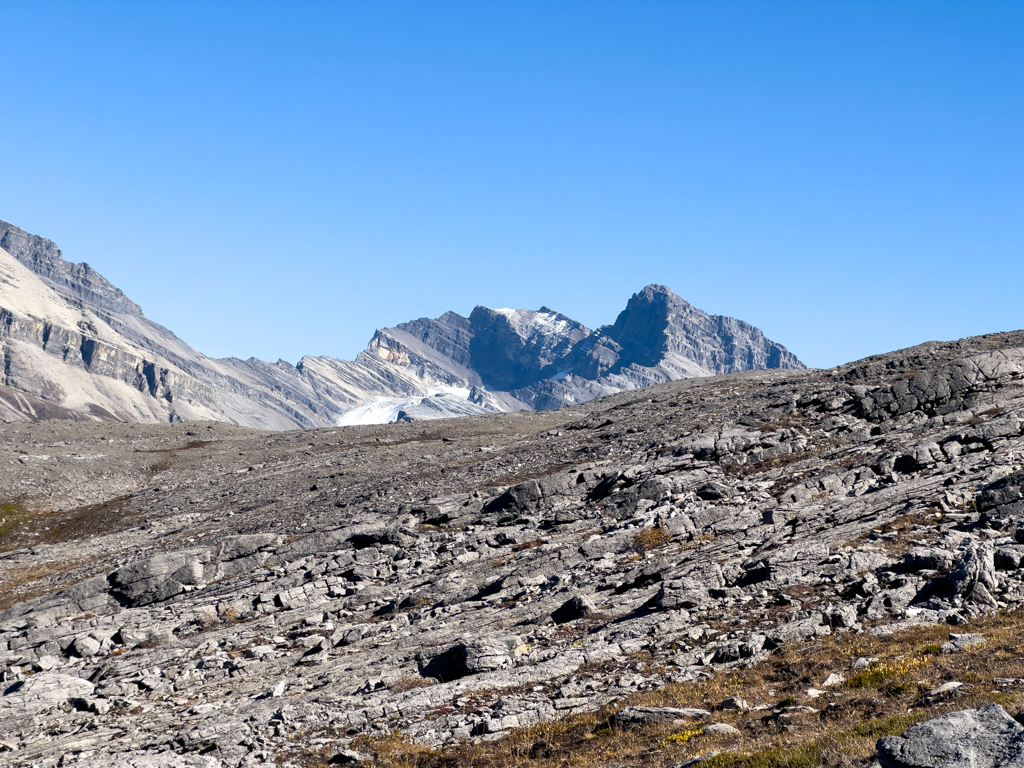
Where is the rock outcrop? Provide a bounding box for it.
[878,705,1024,768]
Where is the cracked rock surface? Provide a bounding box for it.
[877,704,1024,768]
[3,331,1024,766]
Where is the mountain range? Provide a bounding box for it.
[0,219,804,428]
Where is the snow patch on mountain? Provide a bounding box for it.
[335,386,498,426]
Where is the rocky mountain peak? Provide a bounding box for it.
[605,283,804,376]
[0,220,142,317]
[467,305,592,391]
[603,283,682,368]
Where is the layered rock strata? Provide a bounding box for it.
[0,220,803,428]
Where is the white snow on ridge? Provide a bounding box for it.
[493,307,573,338]
[335,386,481,426]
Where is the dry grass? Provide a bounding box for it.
[512,539,545,553]
[0,495,140,550]
[0,558,91,610]
[633,527,673,552]
[353,609,1024,768]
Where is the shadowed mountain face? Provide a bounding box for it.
[382,287,804,401]
[553,285,804,382]
[465,306,593,391]
[0,219,804,427]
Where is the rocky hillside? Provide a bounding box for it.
[0,220,803,429]
[1,330,1023,767]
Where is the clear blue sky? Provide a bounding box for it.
[2,2,1021,369]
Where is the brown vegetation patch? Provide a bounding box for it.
[511,539,545,553]
[357,610,1024,768]
[0,495,141,549]
[390,676,438,693]
[0,500,33,548]
[134,439,212,454]
[0,557,92,610]
[633,527,673,552]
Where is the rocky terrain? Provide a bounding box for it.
[0,220,802,429]
[2,329,1024,766]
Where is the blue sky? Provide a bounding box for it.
[2,2,1021,369]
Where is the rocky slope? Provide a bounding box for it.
[1,330,1024,766]
[0,220,803,429]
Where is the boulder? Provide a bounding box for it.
[705,723,741,737]
[945,543,999,609]
[877,705,1024,768]
[657,578,710,611]
[71,635,102,658]
[417,638,510,680]
[1,673,95,714]
[940,633,986,654]
[551,594,598,624]
[716,696,750,711]
[612,706,710,727]
[108,549,213,606]
[483,479,543,517]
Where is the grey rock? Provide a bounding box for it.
[704,723,741,736]
[108,549,212,606]
[995,546,1024,571]
[825,604,859,629]
[768,614,828,646]
[940,633,986,654]
[612,706,711,727]
[551,595,598,624]
[1,673,94,714]
[877,705,1024,768]
[71,634,101,657]
[71,755,224,768]
[657,579,709,611]
[716,696,750,711]
[905,547,958,574]
[418,638,510,680]
[946,543,1000,608]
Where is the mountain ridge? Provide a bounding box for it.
[0,219,804,428]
